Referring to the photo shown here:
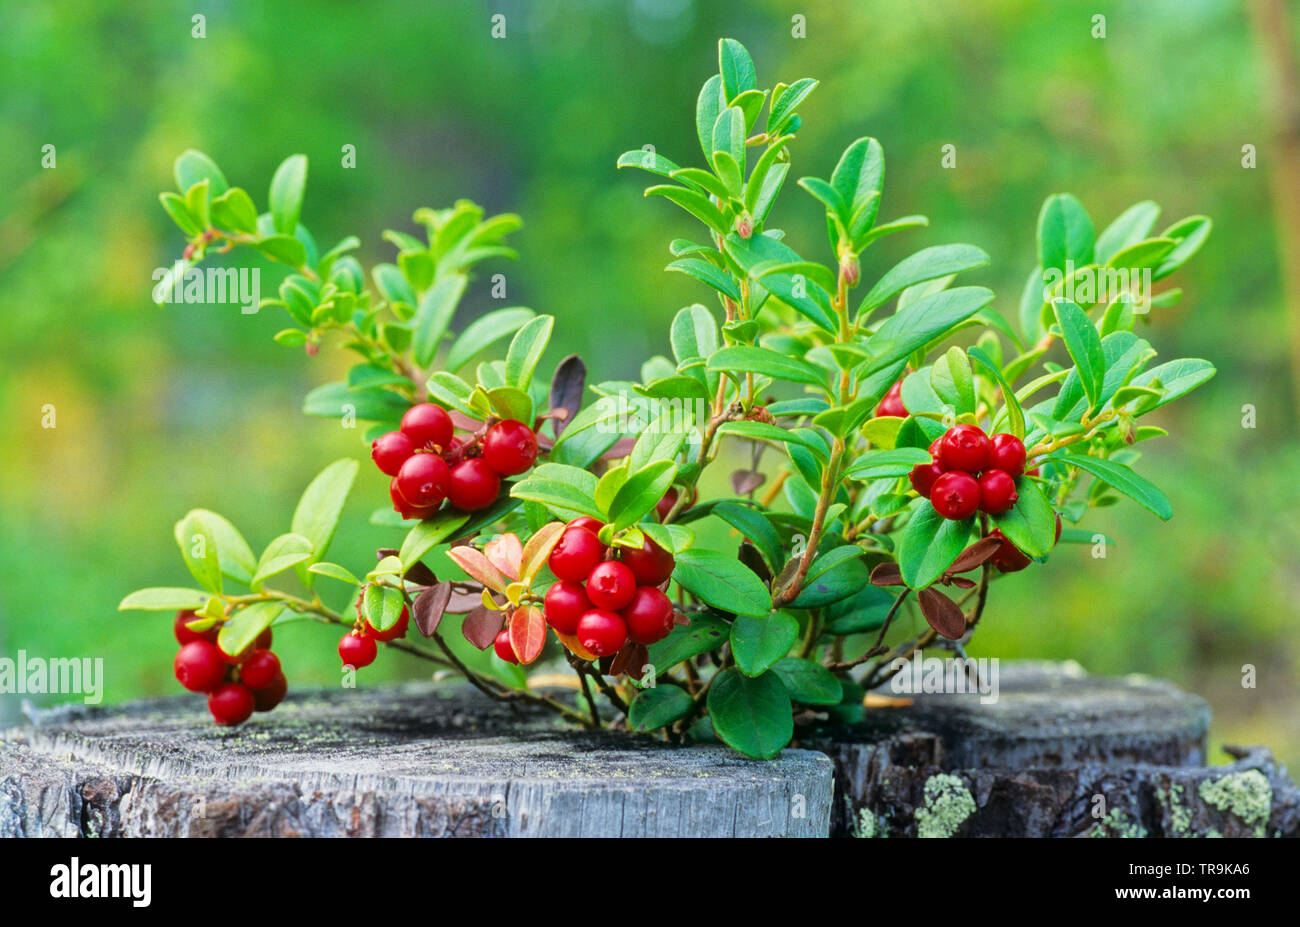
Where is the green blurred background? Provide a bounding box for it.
[2,0,1297,765]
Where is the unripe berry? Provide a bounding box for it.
[239,648,281,690]
[493,630,518,664]
[586,560,637,610]
[619,536,675,586]
[543,580,590,635]
[481,420,539,476]
[208,682,255,726]
[621,586,675,645]
[174,640,227,693]
[173,609,216,645]
[989,433,1027,478]
[937,425,992,474]
[400,403,453,451]
[396,453,451,508]
[874,380,907,419]
[371,430,416,476]
[548,526,605,582]
[930,471,981,520]
[447,458,501,511]
[364,604,410,642]
[252,673,288,712]
[909,462,944,497]
[338,631,377,669]
[576,609,628,657]
[977,469,1019,515]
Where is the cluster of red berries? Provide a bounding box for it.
[494,517,678,662]
[371,403,539,519]
[909,425,1027,520]
[337,597,411,669]
[172,610,286,725]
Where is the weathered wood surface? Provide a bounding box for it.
[0,684,832,838]
[807,661,1300,837]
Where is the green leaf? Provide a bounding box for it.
[411,273,467,366]
[645,185,728,236]
[174,149,228,196]
[445,307,535,373]
[251,533,314,589]
[290,459,359,574]
[708,345,827,390]
[667,258,741,302]
[767,77,818,134]
[695,74,725,161]
[158,191,202,236]
[267,154,307,235]
[714,421,824,453]
[989,477,1058,557]
[930,346,977,415]
[843,448,932,480]
[731,611,799,676]
[968,346,1025,440]
[627,686,694,732]
[617,148,684,180]
[770,657,842,706]
[861,287,994,376]
[1052,299,1106,412]
[302,381,408,423]
[707,668,792,760]
[1094,201,1160,264]
[399,510,470,568]
[711,106,746,176]
[118,587,210,611]
[609,460,678,531]
[1126,358,1216,413]
[670,304,719,366]
[364,583,405,632]
[859,244,990,317]
[217,601,286,659]
[255,234,307,268]
[898,504,973,590]
[790,545,869,607]
[511,464,603,520]
[668,166,732,201]
[718,37,757,102]
[504,314,553,392]
[647,612,729,670]
[830,137,884,240]
[712,502,783,572]
[672,548,772,617]
[798,176,847,225]
[174,511,223,594]
[1037,193,1095,274]
[210,187,258,235]
[1049,453,1172,520]
[1153,216,1211,280]
[307,562,361,586]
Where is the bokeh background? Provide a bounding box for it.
[2,0,1296,765]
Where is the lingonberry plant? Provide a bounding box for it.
[123,39,1215,758]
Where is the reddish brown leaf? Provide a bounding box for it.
[599,437,637,461]
[412,582,452,637]
[608,643,635,677]
[461,606,503,650]
[404,561,438,587]
[918,587,967,640]
[730,469,766,495]
[446,583,485,613]
[948,576,977,590]
[737,540,772,583]
[549,354,586,437]
[946,536,1003,575]
[870,562,905,586]
[508,605,547,664]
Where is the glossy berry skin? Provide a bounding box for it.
[174,640,227,693]
[566,516,605,535]
[447,458,501,511]
[493,630,518,664]
[371,430,416,476]
[252,673,288,712]
[989,529,1033,573]
[576,609,628,657]
[481,420,538,476]
[586,560,637,611]
[930,471,982,520]
[365,605,410,642]
[977,469,1019,515]
[400,403,453,451]
[937,425,992,474]
[909,462,944,497]
[543,580,590,635]
[548,526,605,582]
[989,433,1027,478]
[239,649,281,690]
[874,380,907,418]
[338,631,377,669]
[619,537,675,586]
[208,682,255,726]
[390,478,438,520]
[396,453,451,508]
[621,586,675,645]
[173,609,216,645]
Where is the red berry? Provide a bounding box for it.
[208,682,255,726]
[930,471,981,520]
[447,458,501,511]
[909,462,944,497]
[989,433,1027,478]
[655,487,697,522]
[543,580,590,635]
[255,628,273,649]
[928,436,942,458]
[937,425,992,474]
[338,631,377,668]
[400,403,453,451]
[239,649,281,690]
[977,469,1019,515]
[396,453,451,508]
[576,609,628,657]
[874,380,907,418]
[1027,464,1042,477]
[482,420,538,476]
[493,630,518,664]
[548,526,605,582]
[218,625,273,665]
[390,477,438,520]
[174,640,227,693]
[619,536,675,586]
[252,673,288,712]
[173,609,216,645]
[989,529,1033,573]
[586,560,637,610]
[365,605,410,642]
[621,586,675,645]
[566,516,605,535]
[1055,512,1063,544]
[371,430,416,476]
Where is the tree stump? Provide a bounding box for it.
[0,684,832,838]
